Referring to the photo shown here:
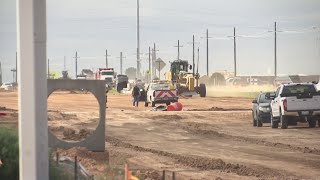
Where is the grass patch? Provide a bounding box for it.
[0,127,73,179]
[207,85,276,98]
[107,89,119,96]
[0,127,19,179]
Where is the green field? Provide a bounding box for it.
[206,85,277,99]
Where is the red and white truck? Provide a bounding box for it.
[95,68,116,88]
[144,81,178,107]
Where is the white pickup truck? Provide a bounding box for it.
[144,82,178,107]
[267,83,320,129]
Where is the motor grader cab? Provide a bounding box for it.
[165,60,206,97]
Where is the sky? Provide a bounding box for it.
[1,0,320,82]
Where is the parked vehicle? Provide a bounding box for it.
[145,81,178,107]
[116,75,128,92]
[267,83,320,129]
[252,92,272,127]
[0,82,13,91]
[95,68,116,88]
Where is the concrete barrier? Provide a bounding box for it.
[47,79,105,152]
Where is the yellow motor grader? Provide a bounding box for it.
[165,60,206,97]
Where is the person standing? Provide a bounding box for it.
[132,84,140,107]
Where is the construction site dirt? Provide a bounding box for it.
[1,91,320,179]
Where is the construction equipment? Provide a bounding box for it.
[116,74,128,92]
[95,68,116,88]
[165,60,206,97]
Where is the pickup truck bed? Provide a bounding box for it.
[270,83,320,129]
[145,83,179,107]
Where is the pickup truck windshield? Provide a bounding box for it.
[259,94,271,103]
[282,85,316,94]
[151,84,170,90]
[101,72,114,75]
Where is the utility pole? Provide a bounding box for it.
[120,52,123,75]
[105,49,111,68]
[233,27,237,77]
[274,21,277,78]
[196,47,200,87]
[63,56,66,70]
[152,43,159,79]
[148,46,151,82]
[118,52,126,75]
[192,35,195,76]
[206,29,209,76]
[136,0,140,79]
[74,51,79,79]
[174,40,183,60]
[47,58,50,79]
[16,51,18,83]
[158,61,161,80]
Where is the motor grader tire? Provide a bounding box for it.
[199,84,206,97]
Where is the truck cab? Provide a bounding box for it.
[96,68,116,88]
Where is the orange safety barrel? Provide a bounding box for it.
[166,102,183,111]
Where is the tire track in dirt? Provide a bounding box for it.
[175,121,320,156]
[106,136,291,179]
[150,117,320,156]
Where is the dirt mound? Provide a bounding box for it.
[56,147,109,175]
[187,107,250,111]
[178,121,320,156]
[134,170,161,180]
[106,136,285,178]
[62,127,93,141]
[151,115,183,120]
[48,112,78,121]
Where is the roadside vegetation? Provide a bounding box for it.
[0,127,72,179]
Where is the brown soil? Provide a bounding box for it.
[1,91,320,179]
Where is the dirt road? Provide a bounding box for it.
[1,91,320,179]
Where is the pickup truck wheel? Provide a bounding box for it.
[257,117,263,127]
[307,117,316,128]
[280,115,288,129]
[318,120,320,127]
[151,102,156,107]
[252,112,257,127]
[144,102,148,107]
[271,114,279,128]
[166,102,170,106]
